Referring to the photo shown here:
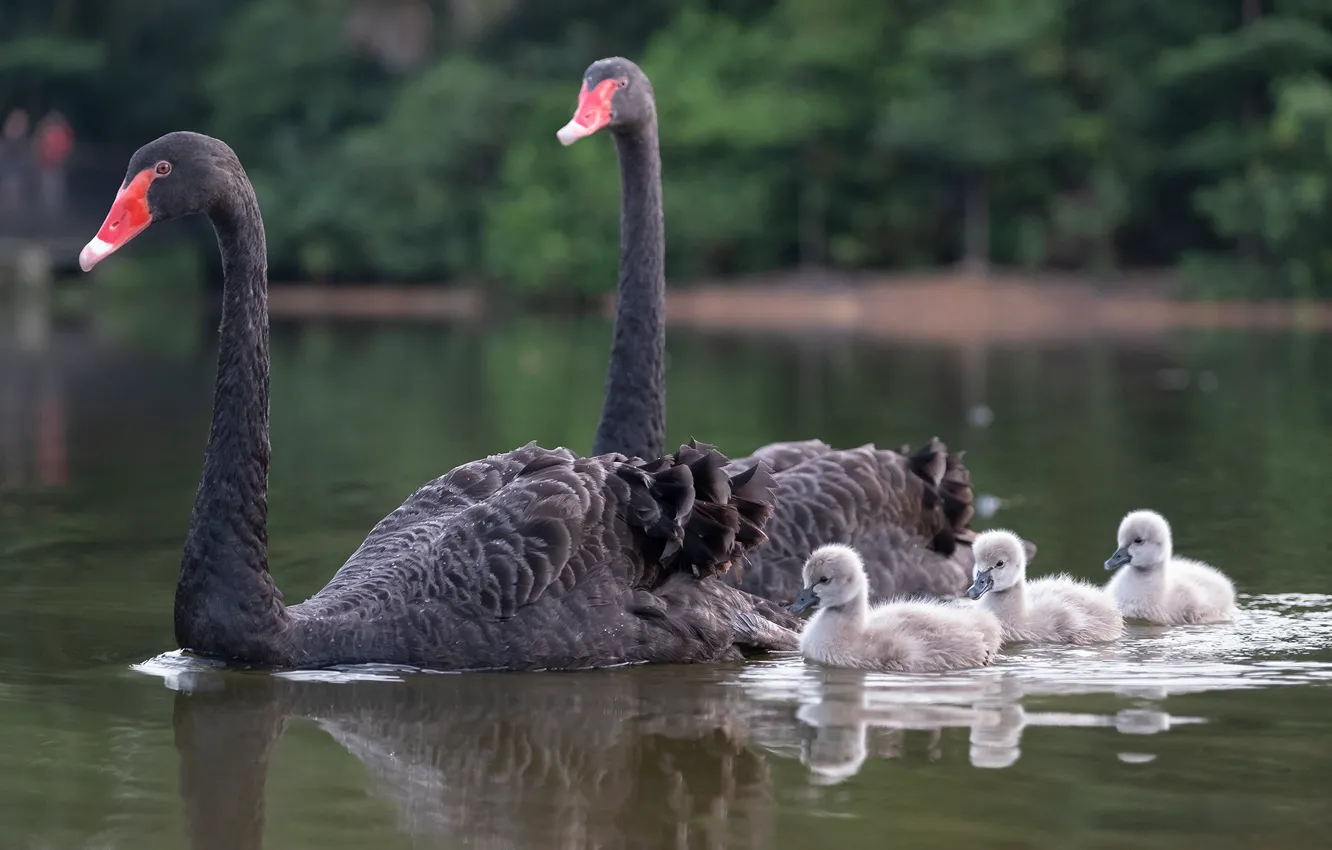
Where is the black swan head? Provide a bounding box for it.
[80,131,243,271]
[557,56,656,146]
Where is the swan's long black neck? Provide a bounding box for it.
[592,117,666,461]
[175,176,287,661]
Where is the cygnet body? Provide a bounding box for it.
[1104,510,1236,625]
[792,544,1001,673]
[966,530,1124,645]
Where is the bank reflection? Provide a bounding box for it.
[0,349,66,490]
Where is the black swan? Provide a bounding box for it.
[558,57,975,603]
[78,131,798,670]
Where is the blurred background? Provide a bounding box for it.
[2,0,1331,298]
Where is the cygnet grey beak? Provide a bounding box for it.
[1105,547,1132,570]
[790,586,820,616]
[966,570,993,600]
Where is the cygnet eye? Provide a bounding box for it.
[1133,537,1143,544]
[995,560,1005,568]
[817,576,830,585]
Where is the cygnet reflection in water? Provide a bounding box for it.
[778,669,1205,781]
[727,593,1332,784]
[796,691,984,783]
[966,699,1202,770]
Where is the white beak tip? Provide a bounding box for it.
[557,119,592,147]
[79,237,113,273]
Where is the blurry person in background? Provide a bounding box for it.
[0,108,30,214]
[33,111,73,216]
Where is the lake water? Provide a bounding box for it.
[2,315,1331,849]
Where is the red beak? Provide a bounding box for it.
[80,168,155,272]
[556,79,618,146]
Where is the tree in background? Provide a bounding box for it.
[6,0,1332,297]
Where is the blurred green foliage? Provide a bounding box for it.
[8,0,1332,296]
[88,244,206,355]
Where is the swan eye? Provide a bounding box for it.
[617,77,629,89]
[155,161,172,176]
[817,576,830,585]
[1133,537,1143,544]
[995,560,1005,568]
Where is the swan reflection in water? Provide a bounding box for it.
[169,665,783,850]
[161,593,1332,845]
[777,670,1205,781]
[166,661,1210,849]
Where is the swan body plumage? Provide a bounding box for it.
[725,439,976,603]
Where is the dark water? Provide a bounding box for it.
[2,315,1332,849]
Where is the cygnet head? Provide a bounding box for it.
[966,530,1037,599]
[790,544,866,615]
[1105,509,1172,571]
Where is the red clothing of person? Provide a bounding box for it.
[34,119,73,170]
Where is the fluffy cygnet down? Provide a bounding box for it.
[791,544,1001,673]
[967,530,1124,645]
[1104,510,1236,625]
